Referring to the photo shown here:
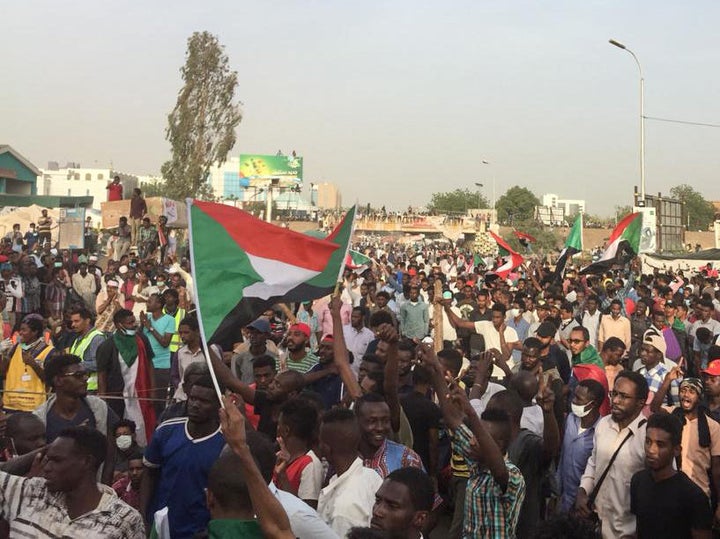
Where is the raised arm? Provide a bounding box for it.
[220,396,295,539]
[208,346,256,404]
[442,301,475,330]
[329,294,362,400]
[379,323,401,434]
[650,366,681,414]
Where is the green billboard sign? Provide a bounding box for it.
[239,154,303,182]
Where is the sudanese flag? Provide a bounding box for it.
[188,200,354,348]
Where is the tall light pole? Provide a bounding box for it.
[474,182,484,210]
[609,38,645,201]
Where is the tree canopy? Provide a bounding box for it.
[502,221,560,253]
[670,184,715,231]
[495,186,540,225]
[161,31,243,200]
[427,188,489,213]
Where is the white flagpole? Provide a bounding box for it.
[185,198,226,407]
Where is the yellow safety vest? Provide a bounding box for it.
[4,343,55,411]
[68,327,106,391]
[165,307,186,353]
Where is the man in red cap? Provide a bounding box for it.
[702,353,720,421]
[283,322,318,374]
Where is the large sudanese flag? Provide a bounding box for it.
[553,213,583,283]
[580,212,641,275]
[188,200,355,348]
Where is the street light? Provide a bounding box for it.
[609,38,645,201]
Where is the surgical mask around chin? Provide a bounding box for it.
[157,281,166,288]
[116,435,133,451]
[123,328,137,336]
[571,402,594,418]
[20,343,32,351]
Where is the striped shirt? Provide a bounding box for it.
[453,424,525,539]
[281,351,319,374]
[0,472,144,538]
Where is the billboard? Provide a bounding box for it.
[58,207,85,250]
[239,154,303,186]
[634,206,657,254]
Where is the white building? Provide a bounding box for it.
[39,162,139,211]
[541,193,586,216]
[312,182,342,210]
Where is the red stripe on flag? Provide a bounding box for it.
[193,200,337,272]
[488,231,519,255]
[513,230,536,243]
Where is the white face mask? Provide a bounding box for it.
[123,328,137,336]
[571,402,594,418]
[116,435,133,451]
[508,308,520,319]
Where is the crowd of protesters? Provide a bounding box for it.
[1,205,720,538]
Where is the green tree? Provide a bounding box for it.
[141,180,173,198]
[161,31,243,200]
[427,188,489,213]
[495,186,540,225]
[670,184,715,230]
[502,220,559,253]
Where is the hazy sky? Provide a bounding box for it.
[2,1,719,215]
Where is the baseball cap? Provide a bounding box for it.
[536,321,556,338]
[289,322,311,339]
[643,329,667,356]
[89,255,98,262]
[703,360,720,377]
[246,318,270,334]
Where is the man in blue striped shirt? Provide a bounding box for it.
[556,379,604,512]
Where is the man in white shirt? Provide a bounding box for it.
[444,303,519,379]
[343,307,375,375]
[581,296,602,349]
[317,408,383,537]
[242,430,341,539]
[575,370,649,539]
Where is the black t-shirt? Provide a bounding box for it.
[45,399,120,443]
[508,429,545,539]
[631,469,712,539]
[400,391,442,472]
[253,390,277,440]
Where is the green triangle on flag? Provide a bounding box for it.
[346,249,372,271]
[188,200,355,345]
[579,212,642,275]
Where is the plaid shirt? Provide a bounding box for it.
[452,424,525,539]
[601,271,637,316]
[640,362,680,406]
[0,472,145,537]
